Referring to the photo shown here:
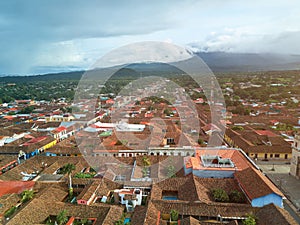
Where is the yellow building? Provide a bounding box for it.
[225,128,292,161]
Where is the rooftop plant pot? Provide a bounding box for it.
[161,213,170,220]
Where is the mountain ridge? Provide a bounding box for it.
[1,52,300,80]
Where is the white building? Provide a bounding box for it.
[113,188,142,212]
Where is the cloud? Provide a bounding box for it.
[189,29,300,54]
[0,0,178,74]
[1,0,300,75]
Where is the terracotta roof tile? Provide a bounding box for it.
[256,204,298,225]
[0,180,35,197]
[234,167,283,200]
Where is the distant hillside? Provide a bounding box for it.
[196,52,300,72]
[1,52,300,81]
[0,63,184,83]
[0,71,84,83]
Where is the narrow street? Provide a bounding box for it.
[257,161,300,223]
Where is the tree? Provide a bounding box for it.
[21,189,34,203]
[142,156,151,167]
[170,209,179,221]
[163,108,171,116]
[4,206,17,218]
[198,138,204,145]
[114,213,126,225]
[232,126,244,131]
[18,106,35,114]
[243,214,256,225]
[115,140,123,145]
[80,218,88,225]
[229,190,244,203]
[56,209,68,225]
[212,188,229,202]
[61,163,76,195]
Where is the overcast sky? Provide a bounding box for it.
[1,0,300,75]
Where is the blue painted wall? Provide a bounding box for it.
[45,152,57,156]
[184,166,235,178]
[192,169,234,178]
[184,166,192,175]
[252,193,283,208]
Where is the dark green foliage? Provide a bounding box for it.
[232,126,244,131]
[243,214,256,225]
[198,138,204,145]
[115,140,123,146]
[114,213,126,225]
[212,188,229,202]
[18,106,35,114]
[4,206,17,218]
[74,172,95,178]
[229,190,244,203]
[21,189,34,203]
[61,163,76,176]
[170,209,179,221]
[56,209,68,225]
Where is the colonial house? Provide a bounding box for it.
[113,188,143,212]
[184,148,284,208]
[235,167,284,208]
[225,127,292,160]
[45,114,74,122]
[50,126,67,140]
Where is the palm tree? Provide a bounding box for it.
[170,209,179,221]
[61,163,76,194]
[21,189,34,203]
[142,156,151,167]
[56,209,68,225]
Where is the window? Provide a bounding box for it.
[275,154,280,158]
[270,154,273,158]
[166,138,175,145]
[285,154,288,159]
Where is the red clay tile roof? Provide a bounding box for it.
[131,205,148,225]
[234,167,283,200]
[254,130,278,137]
[22,136,47,146]
[0,180,35,197]
[256,203,298,225]
[51,126,67,134]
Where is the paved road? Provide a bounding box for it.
[256,161,300,223]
